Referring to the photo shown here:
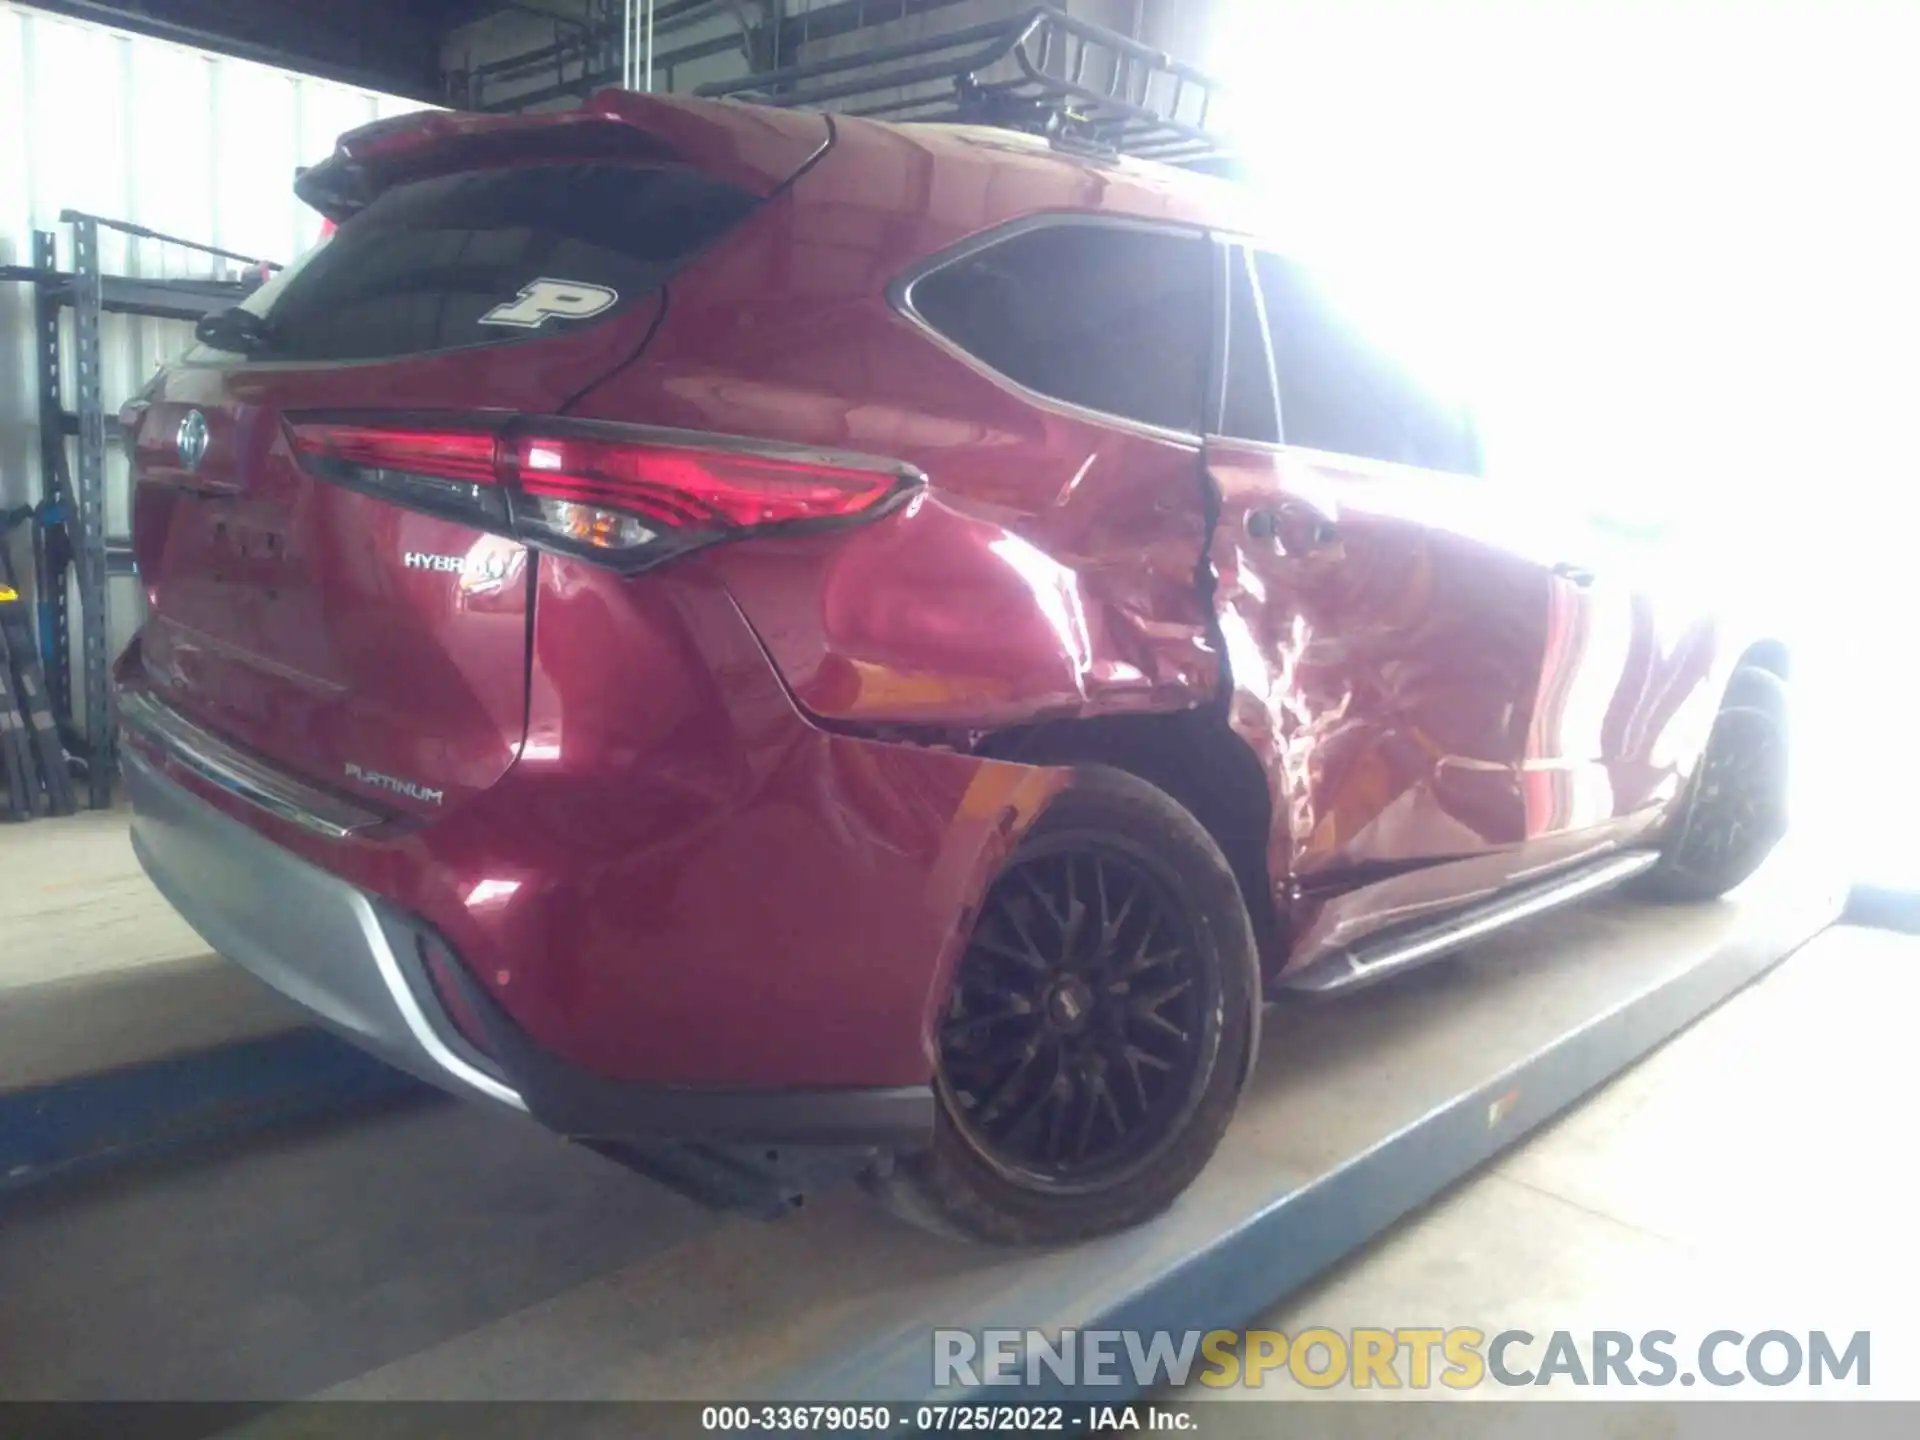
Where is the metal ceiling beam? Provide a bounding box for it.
[769,0,978,65]
[462,0,721,84]
[477,21,745,110]
[25,0,446,99]
[468,0,984,110]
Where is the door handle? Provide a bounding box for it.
[1553,562,1597,587]
[1249,505,1338,552]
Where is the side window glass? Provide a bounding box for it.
[1253,251,1478,474]
[1220,246,1280,443]
[909,223,1211,433]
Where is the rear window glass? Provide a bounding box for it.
[214,164,757,362]
[908,223,1211,434]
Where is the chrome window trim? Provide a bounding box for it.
[888,211,1215,447]
[118,690,382,840]
[1218,239,1489,480]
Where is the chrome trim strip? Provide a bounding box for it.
[1291,851,1661,995]
[118,690,382,840]
[348,892,528,1112]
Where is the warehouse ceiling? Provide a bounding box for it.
[26,0,485,97]
[22,0,1023,106]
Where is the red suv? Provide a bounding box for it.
[119,89,1790,1243]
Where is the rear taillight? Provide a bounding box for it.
[285,415,921,571]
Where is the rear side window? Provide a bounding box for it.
[1253,251,1479,474]
[221,164,758,362]
[908,223,1211,434]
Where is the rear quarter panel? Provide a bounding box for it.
[560,119,1228,728]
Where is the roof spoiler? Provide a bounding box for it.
[295,92,831,222]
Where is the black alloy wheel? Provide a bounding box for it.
[1668,701,1788,877]
[1641,665,1791,902]
[878,765,1259,1245]
[937,837,1215,1191]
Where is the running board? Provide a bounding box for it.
[1282,850,1661,995]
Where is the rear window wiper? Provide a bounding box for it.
[194,306,275,355]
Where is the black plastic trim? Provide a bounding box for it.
[403,913,937,1150]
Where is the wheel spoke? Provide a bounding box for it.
[1071,1071,1103,1161]
[1133,1009,1190,1045]
[1099,886,1136,957]
[1134,977,1192,1016]
[940,1001,1035,1047]
[1096,1071,1127,1137]
[988,903,1053,974]
[1043,1073,1072,1165]
[945,1033,1038,1073]
[971,932,1049,974]
[1017,863,1068,933]
[973,1039,1042,1126]
[939,838,1211,1183]
[1120,1043,1166,1112]
[1116,930,1181,980]
[1005,1051,1066,1142]
[1062,854,1085,955]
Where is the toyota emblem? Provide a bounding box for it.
[175,410,210,471]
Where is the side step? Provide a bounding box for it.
[1284,850,1660,995]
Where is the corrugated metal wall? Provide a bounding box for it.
[0,0,429,674]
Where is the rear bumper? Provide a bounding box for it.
[120,559,1065,1111]
[125,748,934,1148]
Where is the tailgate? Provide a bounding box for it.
[128,96,829,817]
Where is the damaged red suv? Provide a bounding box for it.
[119,88,1790,1243]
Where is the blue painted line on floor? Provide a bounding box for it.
[0,1028,430,1195]
[1845,883,1920,935]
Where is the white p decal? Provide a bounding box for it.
[479,277,620,329]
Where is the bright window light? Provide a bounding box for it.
[1205,1,1920,884]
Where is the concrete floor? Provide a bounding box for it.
[0,1099,715,1400]
[1196,922,1917,1405]
[1,804,1900,1409]
[3,924,1898,1406]
[0,807,299,1090]
[0,807,203,988]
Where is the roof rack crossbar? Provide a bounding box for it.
[701,12,1028,104]
[695,5,1230,166]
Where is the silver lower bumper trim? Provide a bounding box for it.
[125,749,524,1111]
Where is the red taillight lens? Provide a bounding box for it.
[503,433,904,529]
[289,422,498,483]
[284,416,919,571]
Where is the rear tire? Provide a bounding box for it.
[1639,666,1790,902]
[876,766,1260,1245]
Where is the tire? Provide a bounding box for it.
[876,765,1261,1245]
[1638,666,1791,902]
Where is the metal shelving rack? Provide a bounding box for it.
[1,212,275,808]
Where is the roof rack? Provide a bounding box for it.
[695,5,1230,165]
